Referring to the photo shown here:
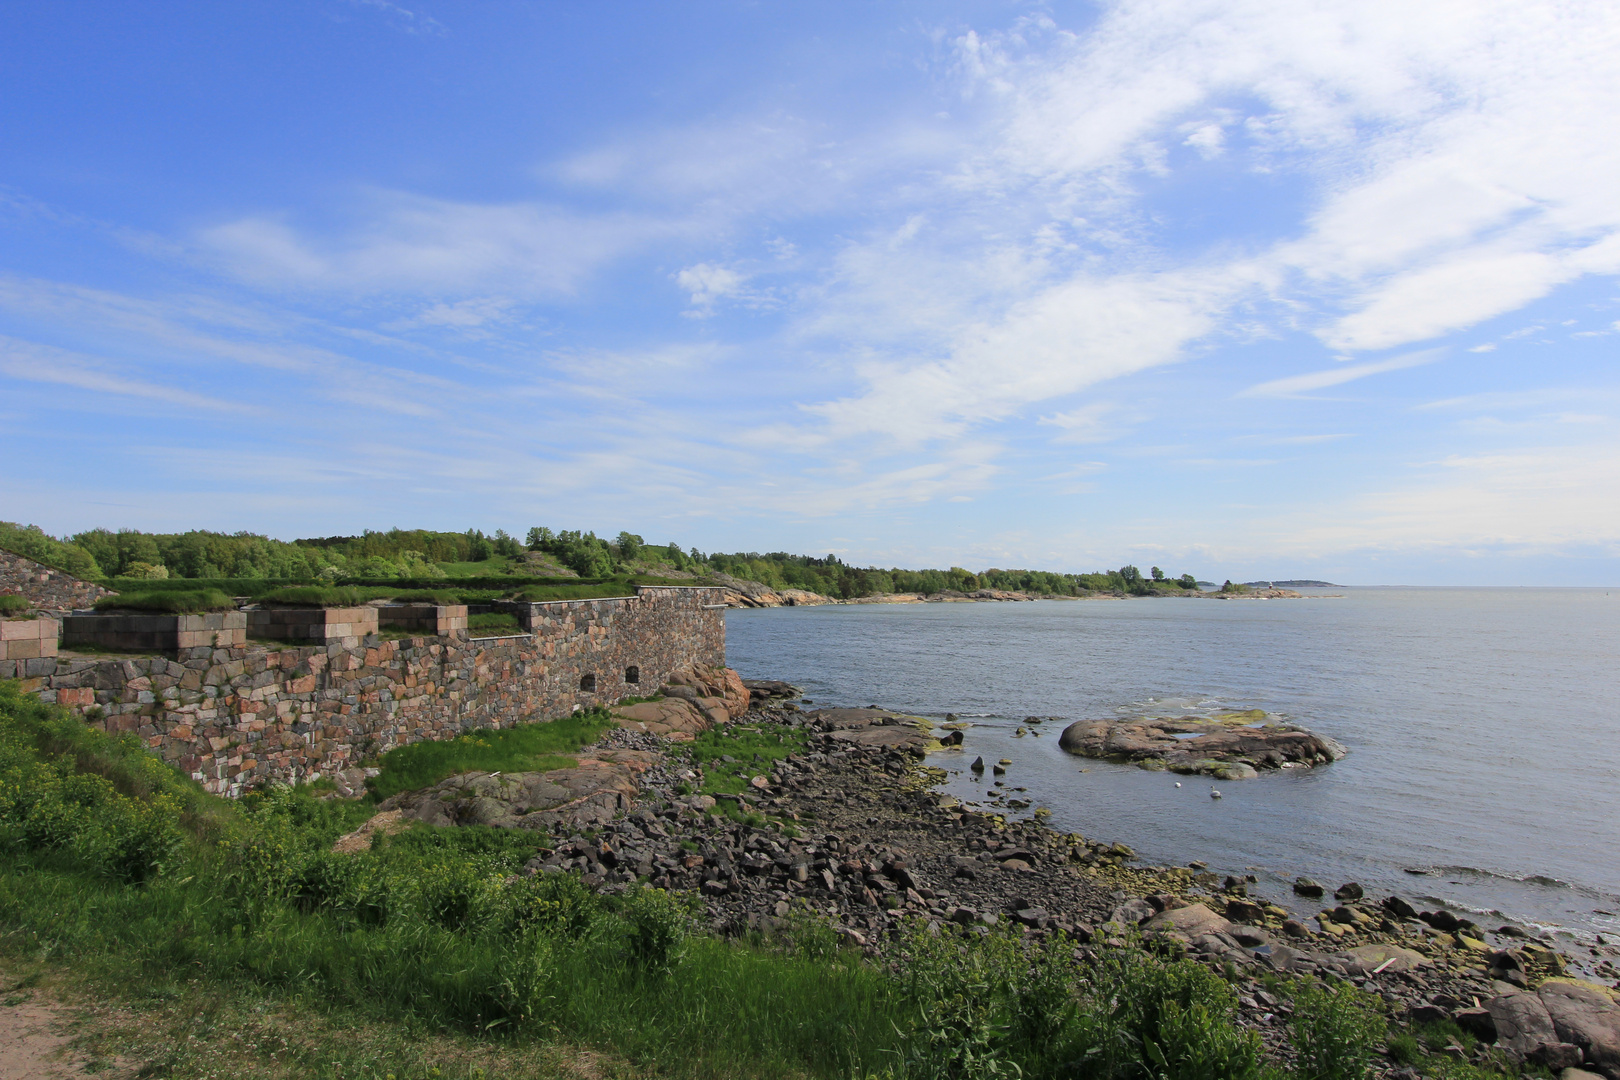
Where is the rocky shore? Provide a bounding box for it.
[339,682,1620,1079]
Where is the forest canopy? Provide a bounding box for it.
[0,521,1200,599]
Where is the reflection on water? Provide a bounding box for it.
[725,589,1620,939]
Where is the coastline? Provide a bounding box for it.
[719,581,1327,608]
[442,688,1620,1073]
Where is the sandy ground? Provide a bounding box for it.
[0,984,121,1080]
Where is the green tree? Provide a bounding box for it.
[616,532,643,562]
[1151,566,1165,581]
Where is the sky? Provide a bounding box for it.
[2,0,1618,585]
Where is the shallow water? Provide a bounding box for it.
[724,589,1620,938]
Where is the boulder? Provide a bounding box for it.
[1488,992,1561,1059]
[611,697,713,740]
[1539,980,1620,1078]
[1293,878,1325,899]
[1143,903,1232,939]
[1334,882,1364,901]
[1338,943,1429,975]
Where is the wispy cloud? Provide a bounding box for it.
[0,336,249,412]
[1238,349,1444,399]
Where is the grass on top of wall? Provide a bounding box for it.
[0,595,32,616]
[366,708,619,801]
[92,589,237,614]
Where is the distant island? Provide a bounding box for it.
[1243,580,1342,588]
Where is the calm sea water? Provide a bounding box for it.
[725,589,1620,940]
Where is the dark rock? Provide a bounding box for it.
[1225,899,1265,923]
[1409,1004,1450,1024]
[1533,1044,1587,1071]
[1294,878,1325,899]
[1334,882,1364,901]
[1421,910,1463,933]
[1282,919,1311,939]
[1453,1008,1498,1042]
[1383,895,1418,919]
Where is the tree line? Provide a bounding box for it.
[0,520,1204,598]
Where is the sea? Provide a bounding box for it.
[724,588,1620,942]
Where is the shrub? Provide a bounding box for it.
[0,683,186,882]
[1288,979,1387,1080]
[93,589,235,614]
[621,885,695,973]
[1066,945,1271,1080]
[0,595,31,616]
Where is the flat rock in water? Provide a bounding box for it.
[1057,711,1346,778]
[808,708,938,754]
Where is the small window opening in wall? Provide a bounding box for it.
[624,665,640,685]
[579,673,597,693]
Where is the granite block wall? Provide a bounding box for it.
[61,612,247,652]
[2,586,726,796]
[0,617,59,661]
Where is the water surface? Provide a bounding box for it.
[725,589,1620,938]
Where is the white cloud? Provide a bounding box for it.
[199,193,693,297]
[674,263,746,314]
[1238,348,1443,398]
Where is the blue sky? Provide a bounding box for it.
[2,0,1618,585]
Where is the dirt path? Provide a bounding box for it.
[0,981,121,1080]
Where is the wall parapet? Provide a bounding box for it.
[2,585,727,796]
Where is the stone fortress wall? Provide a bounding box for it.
[0,552,728,796]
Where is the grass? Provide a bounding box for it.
[468,611,523,633]
[686,725,811,796]
[390,589,463,605]
[258,585,374,607]
[0,594,32,616]
[92,588,236,613]
[366,709,618,801]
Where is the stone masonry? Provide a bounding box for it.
[0,617,59,661]
[0,586,727,796]
[0,549,111,615]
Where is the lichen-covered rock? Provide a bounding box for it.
[1057,711,1346,778]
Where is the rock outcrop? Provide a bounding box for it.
[1058,710,1346,779]
[805,707,939,755]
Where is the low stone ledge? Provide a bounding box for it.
[378,604,467,636]
[248,606,379,644]
[0,616,59,660]
[60,612,244,653]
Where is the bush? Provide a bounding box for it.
[0,595,31,616]
[1288,979,1387,1080]
[621,885,695,973]
[1064,945,1271,1080]
[93,588,235,614]
[0,682,188,882]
